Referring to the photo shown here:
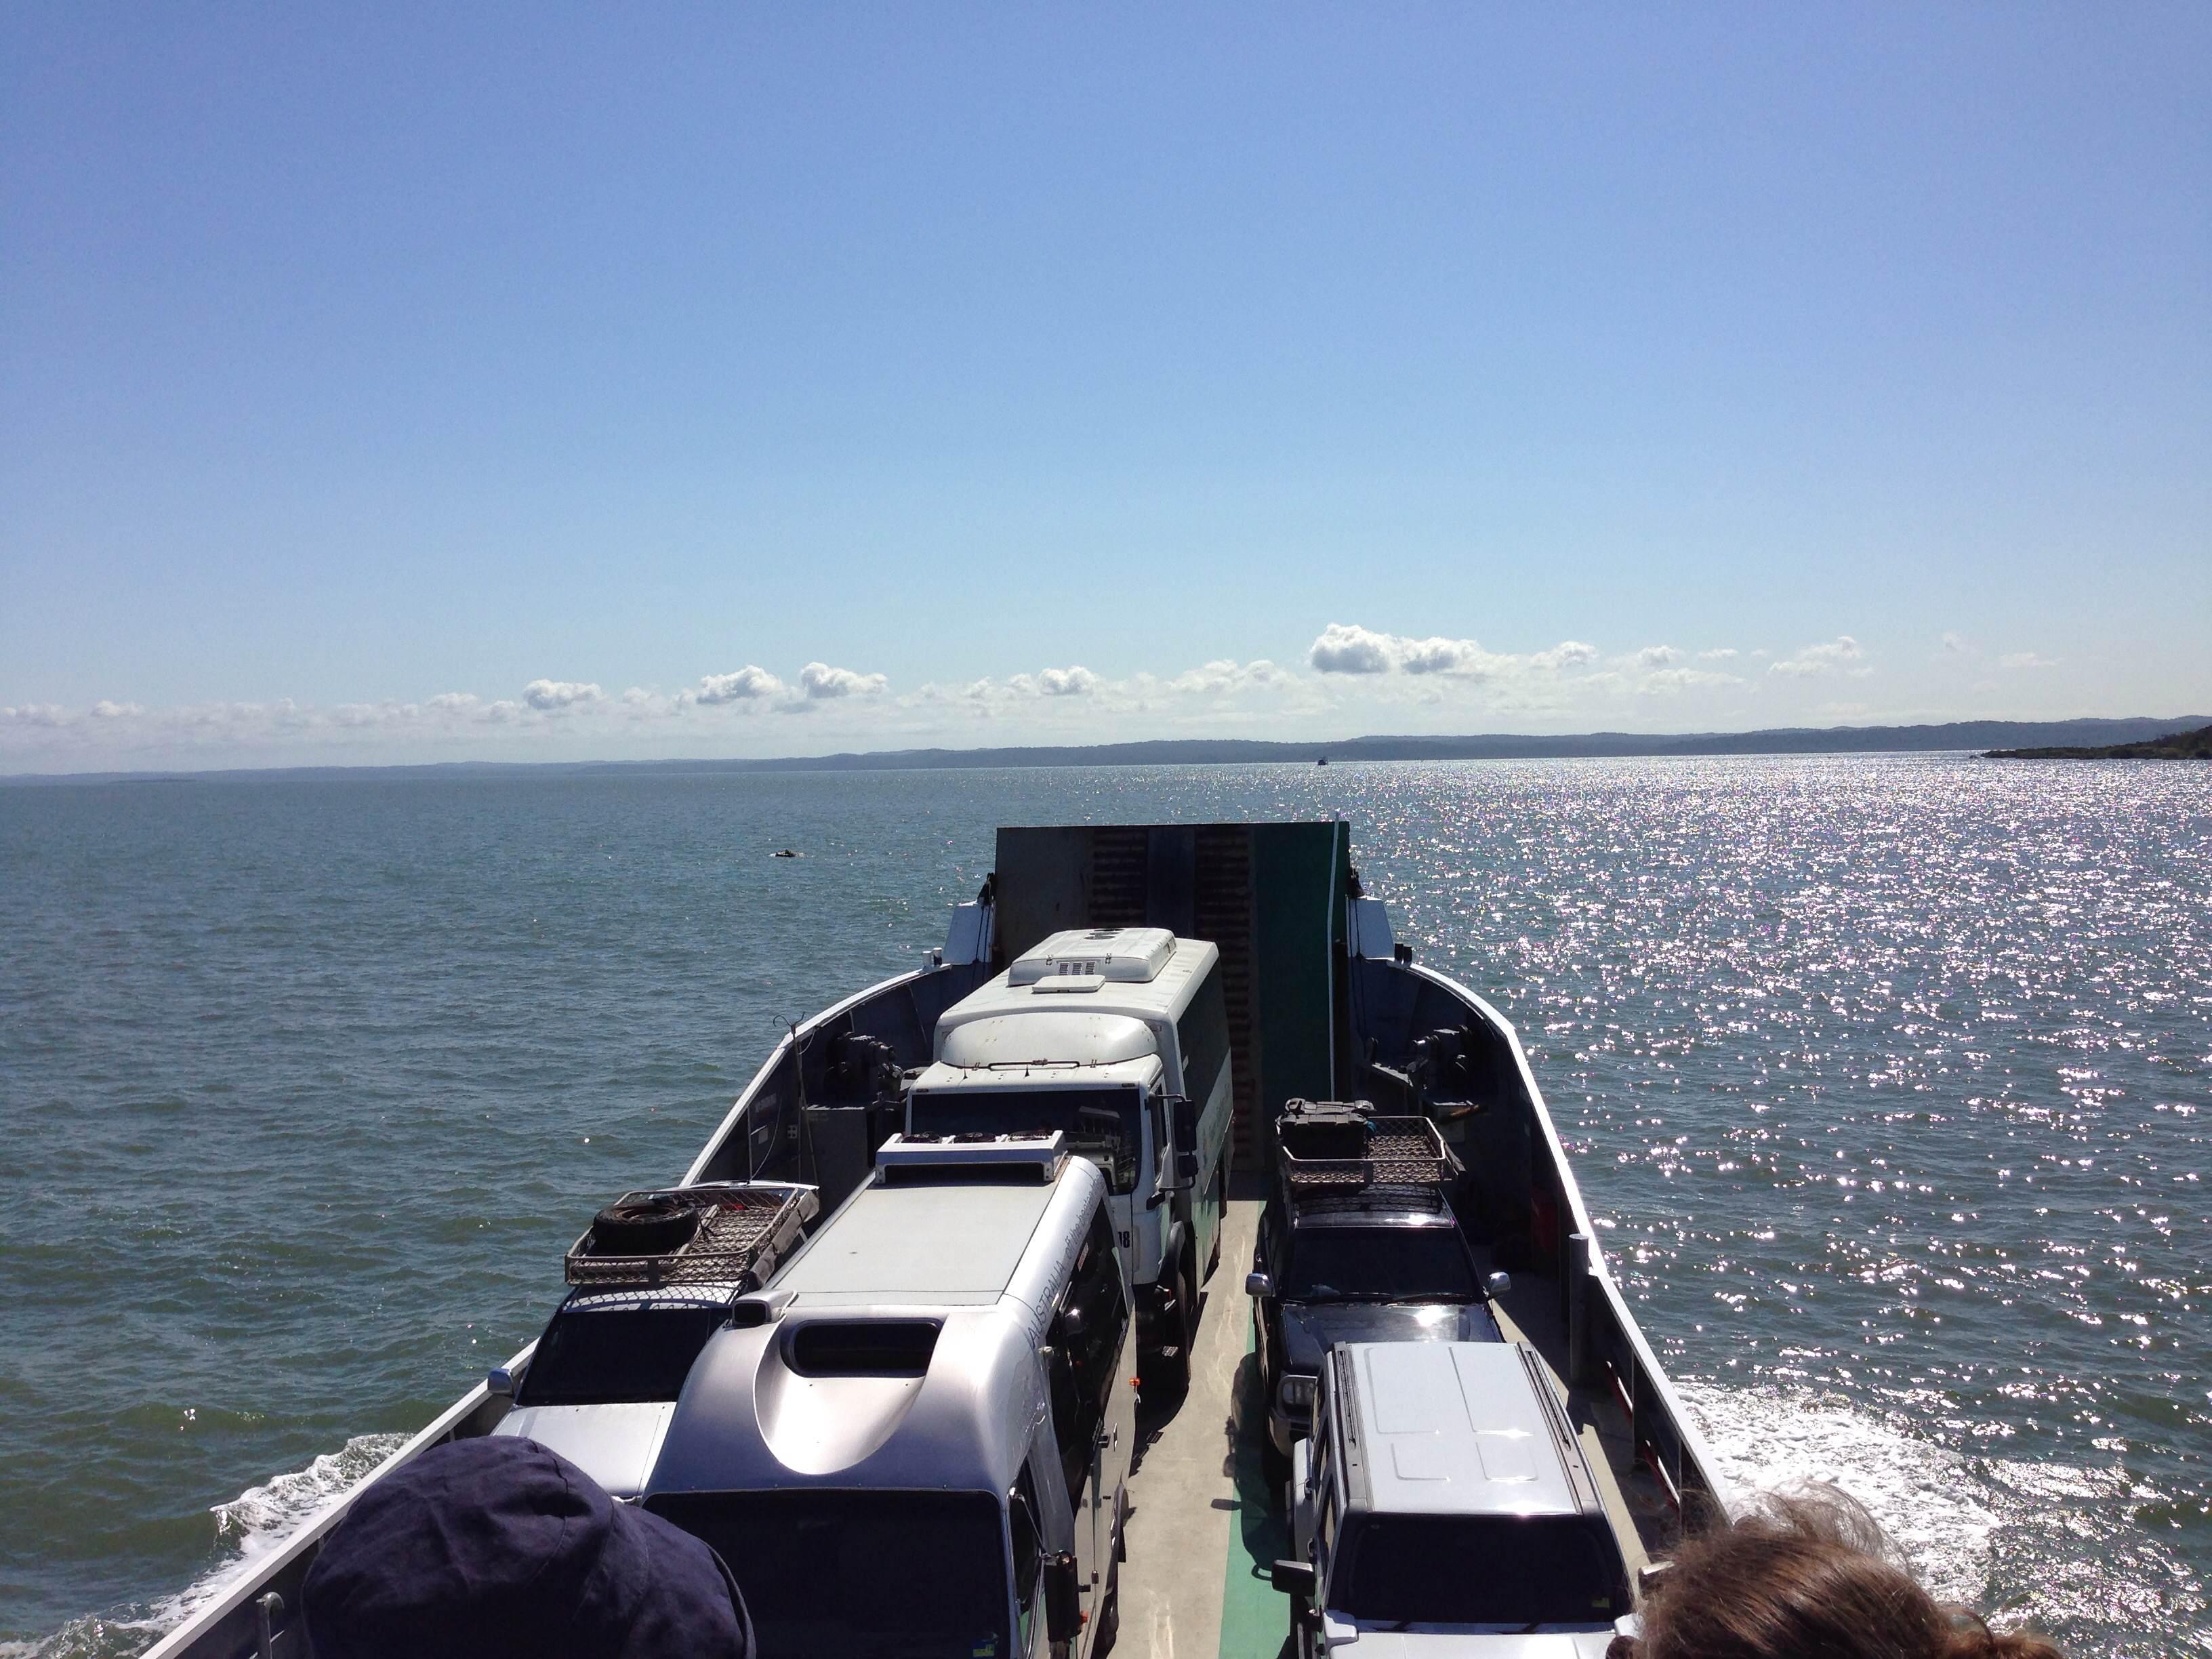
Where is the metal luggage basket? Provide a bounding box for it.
[1279,1115,1460,1192]
[563,1181,820,1290]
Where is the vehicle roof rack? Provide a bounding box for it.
[563,1181,819,1291]
[1277,1101,1459,1193]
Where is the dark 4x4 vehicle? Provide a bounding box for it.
[1246,1104,1507,1481]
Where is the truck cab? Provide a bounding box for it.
[907,926,1233,1388]
[1276,1341,1635,1658]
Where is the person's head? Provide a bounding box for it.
[1628,1486,2058,1659]
[302,1435,750,1659]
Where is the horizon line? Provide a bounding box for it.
[5,712,2205,787]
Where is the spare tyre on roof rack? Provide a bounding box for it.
[588,1193,701,1257]
[566,1182,821,1292]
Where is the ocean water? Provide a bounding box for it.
[1,758,2206,1656]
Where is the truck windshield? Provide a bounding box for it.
[1333,1514,1627,1626]
[649,1488,1012,1659]
[516,1302,729,1406]
[1284,1227,1477,1301]
[909,1086,1141,1194]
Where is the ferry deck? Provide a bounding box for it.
[142,821,1721,1659]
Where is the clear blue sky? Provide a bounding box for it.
[4,5,2207,769]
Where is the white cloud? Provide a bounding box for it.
[689,666,785,705]
[1566,644,1745,699]
[1299,626,1748,714]
[0,624,1955,772]
[961,666,1100,702]
[797,661,890,701]
[1999,651,2059,671]
[671,661,891,710]
[926,657,1306,721]
[1640,667,1744,695]
[0,691,541,758]
[1397,638,1498,676]
[1308,623,1396,675]
[522,679,604,711]
[1768,636,1869,678]
[1529,641,1600,671]
[1167,659,1290,695]
[1309,623,1596,682]
[1033,666,1097,697]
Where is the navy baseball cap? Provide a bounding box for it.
[302,1435,751,1659]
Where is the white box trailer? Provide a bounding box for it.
[907,926,1234,1389]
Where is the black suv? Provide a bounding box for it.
[1246,1103,1505,1480]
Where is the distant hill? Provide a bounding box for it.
[1986,722,2212,760]
[9,714,2211,785]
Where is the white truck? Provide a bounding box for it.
[906,926,1234,1389]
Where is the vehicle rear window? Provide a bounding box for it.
[515,1303,728,1406]
[1284,1227,1477,1301]
[1332,1513,1627,1626]
[650,1488,1011,1659]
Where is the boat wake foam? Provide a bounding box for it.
[9,1433,407,1659]
[1676,1379,1999,1600]
[1678,1380,2209,1647]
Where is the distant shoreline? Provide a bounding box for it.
[1986,721,2212,760]
[7,714,2209,786]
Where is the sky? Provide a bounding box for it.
[3,5,2207,771]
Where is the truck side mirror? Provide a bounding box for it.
[1169,1095,1197,1154]
[1269,1559,1317,1598]
[1176,1149,1200,1184]
[1484,1271,1512,1298]
[1246,1271,1273,1298]
[1044,1552,1082,1643]
[485,1367,515,1399]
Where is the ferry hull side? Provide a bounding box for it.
[1345,953,1727,1537]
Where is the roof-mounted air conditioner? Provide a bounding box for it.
[1008,926,1176,987]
